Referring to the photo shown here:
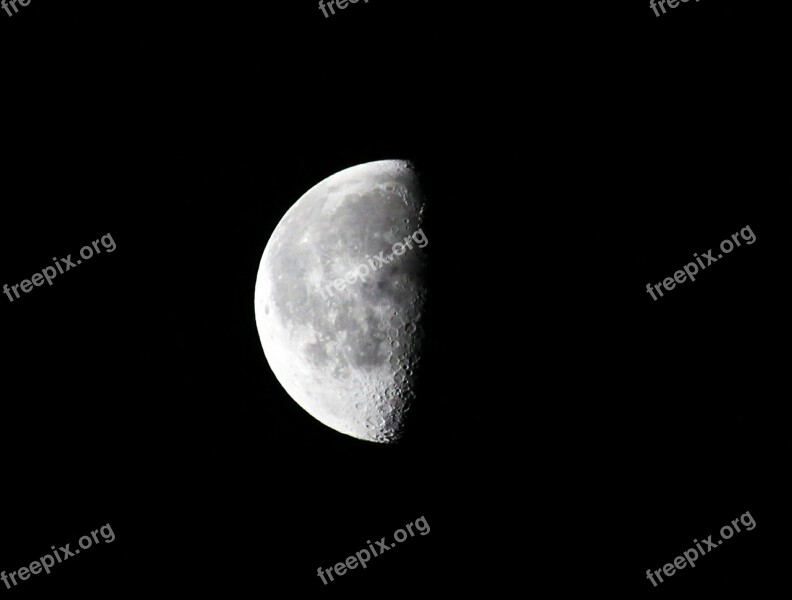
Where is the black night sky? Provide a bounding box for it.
[1,1,788,597]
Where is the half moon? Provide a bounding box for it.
[254,159,428,443]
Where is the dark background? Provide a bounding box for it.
[0,0,788,597]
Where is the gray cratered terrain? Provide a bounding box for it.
[254,160,428,443]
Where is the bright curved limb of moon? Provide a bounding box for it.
[254,160,428,443]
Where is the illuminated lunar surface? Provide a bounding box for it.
[254,160,428,443]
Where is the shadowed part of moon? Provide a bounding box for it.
[254,160,428,443]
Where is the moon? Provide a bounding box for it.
[254,160,428,443]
